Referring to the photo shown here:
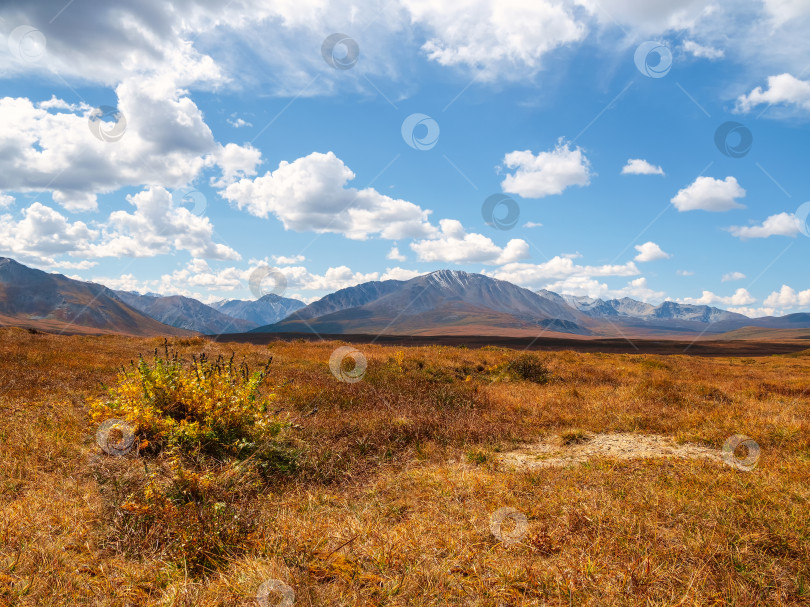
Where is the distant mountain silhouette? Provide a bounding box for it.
[254,270,810,337]
[0,257,190,336]
[561,294,747,323]
[556,293,810,334]
[253,270,592,336]
[211,293,305,326]
[3,258,810,338]
[114,291,257,334]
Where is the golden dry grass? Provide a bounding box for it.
[0,327,808,606]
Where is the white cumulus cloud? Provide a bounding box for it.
[621,158,665,176]
[88,187,240,260]
[410,219,529,265]
[0,84,256,211]
[542,275,665,301]
[682,39,724,59]
[404,0,587,81]
[387,246,407,262]
[727,306,776,318]
[763,285,810,308]
[0,202,97,266]
[486,255,639,289]
[577,0,710,31]
[671,176,745,212]
[634,241,670,262]
[223,151,437,241]
[135,259,385,299]
[227,117,253,128]
[736,73,810,113]
[721,271,746,282]
[381,267,423,281]
[728,212,803,239]
[762,0,810,24]
[501,139,592,199]
[680,288,756,306]
[272,254,306,265]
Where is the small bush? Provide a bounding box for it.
[90,347,287,460]
[90,346,295,572]
[506,354,553,384]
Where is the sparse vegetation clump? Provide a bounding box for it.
[90,344,287,459]
[560,428,591,445]
[88,344,296,572]
[505,353,553,383]
[465,448,489,465]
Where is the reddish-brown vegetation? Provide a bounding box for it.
[0,328,808,605]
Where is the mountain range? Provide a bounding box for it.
[1,256,809,339]
[0,257,305,335]
[0,257,190,336]
[258,270,590,336]
[251,269,810,338]
[211,294,305,327]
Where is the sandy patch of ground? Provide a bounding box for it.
[496,433,722,470]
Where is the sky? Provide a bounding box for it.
[0,0,809,316]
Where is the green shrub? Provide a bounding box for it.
[506,354,553,384]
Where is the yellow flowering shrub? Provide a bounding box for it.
[394,349,406,372]
[90,348,289,460]
[90,346,297,571]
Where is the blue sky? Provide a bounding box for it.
[0,0,809,315]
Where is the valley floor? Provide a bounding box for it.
[214,330,810,357]
[0,328,808,606]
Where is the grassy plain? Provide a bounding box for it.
[0,327,808,606]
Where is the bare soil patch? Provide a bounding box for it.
[496,432,723,469]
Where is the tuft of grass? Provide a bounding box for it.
[638,357,670,370]
[465,449,489,465]
[560,428,591,445]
